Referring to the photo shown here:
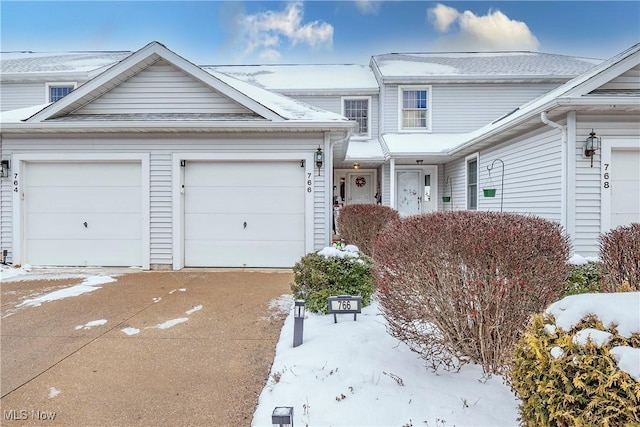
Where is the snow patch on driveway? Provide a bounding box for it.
[75,319,108,330]
[17,276,116,308]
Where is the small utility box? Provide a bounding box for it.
[327,295,362,323]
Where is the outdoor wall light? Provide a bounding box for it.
[315,147,324,176]
[272,406,293,427]
[293,299,305,348]
[416,159,423,165]
[585,130,600,168]
[0,160,10,178]
[353,162,360,170]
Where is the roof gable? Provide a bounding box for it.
[25,42,284,123]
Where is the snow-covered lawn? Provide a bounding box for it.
[253,292,640,427]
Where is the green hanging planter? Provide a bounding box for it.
[483,188,497,197]
[442,196,451,202]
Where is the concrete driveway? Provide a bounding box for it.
[0,269,293,426]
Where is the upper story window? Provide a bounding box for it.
[399,86,431,131]
[46,82,76,102]
[342,97,371,139]
[466,155,478,210]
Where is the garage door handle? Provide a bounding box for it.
[243,222,247,229]
[83,222,88,228]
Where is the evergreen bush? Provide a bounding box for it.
[336,204,399,256]
[374,211,570,374]
[564,262,602,296]
[509,305,640,426]
[291,247,374,314]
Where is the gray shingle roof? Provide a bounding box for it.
[0,51,131,74]
[373,51,602,78]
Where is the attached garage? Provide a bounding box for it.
[610,147,640,228]
[180,158,310,268]
[13,157,149,268]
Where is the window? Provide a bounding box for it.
[399,86,431,131]
[342,97,370,138]
[46,82,76,102]
[467,156,478,210]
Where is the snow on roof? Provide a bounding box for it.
[0,103,51,123]
[373,51,602,78]
[209,69,351,122]
[382,133,473,155]
[345,139,385,160]
[205,64,379,92]
[0,51,130,74]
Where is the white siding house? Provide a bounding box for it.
[1,41,638,268]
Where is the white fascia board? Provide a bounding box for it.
[555,96,640,107]
[378,75,571,84]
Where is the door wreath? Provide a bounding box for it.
[355,176,366,187]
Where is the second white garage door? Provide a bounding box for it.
[610,148,640,228]
[184,161,306,267]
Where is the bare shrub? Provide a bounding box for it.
[337,204,400,256]
[599,223,640,291]
[374,211,570,374]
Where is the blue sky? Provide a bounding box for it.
[1,1,639,65]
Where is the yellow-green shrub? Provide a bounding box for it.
[509,311,640,426]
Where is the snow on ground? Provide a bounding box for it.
[0,264,32,280]
[75,319,108,330]
[252,299,520,426]
[186,304,203,315]
[121,327,141,336]
[16,276,116,308]
[48,387,61,399]
[568,254,600,265]
[150,317,189,330]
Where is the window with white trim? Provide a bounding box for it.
[466,156,478,210]
[399,86,431,131]
[342,97,370,138]
[46,82,76,102]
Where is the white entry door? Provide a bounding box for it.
[24,162,143,266]
[346,172,374,204]
[396,167,438,217]
[183,161,305,268]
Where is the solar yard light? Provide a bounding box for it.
[293,299,305,347]
[272,406,293,427]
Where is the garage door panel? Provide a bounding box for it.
[187,162,302,186]
[27,162,140,186]
[611,149,640,229]
[612,151,640,180]
[185,213,304,240]
[185,187,304,214]
[27,239,142,266]
[26,187,141,213]
[27,213,141,240]
[611,180,640,213]
[185,240,304,268]
[25,162,143,267]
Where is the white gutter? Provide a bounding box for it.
[540,111,568,231]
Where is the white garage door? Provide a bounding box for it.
[184,161,305,267]
[610,149,640,229]
[25,162,143,266]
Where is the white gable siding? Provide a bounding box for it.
[382,82,560,133]
[381,162,391,205]
[443,157,467,211]
[597,65,640,91]
[76,59,253,115]
[1,133,327,267]
[573,116,640,256]
[0,82,45,111]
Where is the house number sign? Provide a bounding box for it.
[307,173,312,193]
[13,173,19,192]
[602,163,610,189]
[327,295,362,323]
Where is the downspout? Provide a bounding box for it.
[540,112,568,233]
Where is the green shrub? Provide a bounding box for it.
[291,248,374,314]
[599,223,640,291]
[509,303,640,426]
[336,204,399,256]
[374,211,570,374]
[564,262,602,297]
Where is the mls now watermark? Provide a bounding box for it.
[4,409,57,421]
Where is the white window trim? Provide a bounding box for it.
[465,153,479,210]
[45,81,77,102]
[398,85,432,133]
[341,96,372,140]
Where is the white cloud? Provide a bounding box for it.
[355,0,381,15]
[238,2,333,61]
[427,4,540,51]
[429,3,460,32]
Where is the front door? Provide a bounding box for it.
[347,172,374,204]
[396,167,438,217]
